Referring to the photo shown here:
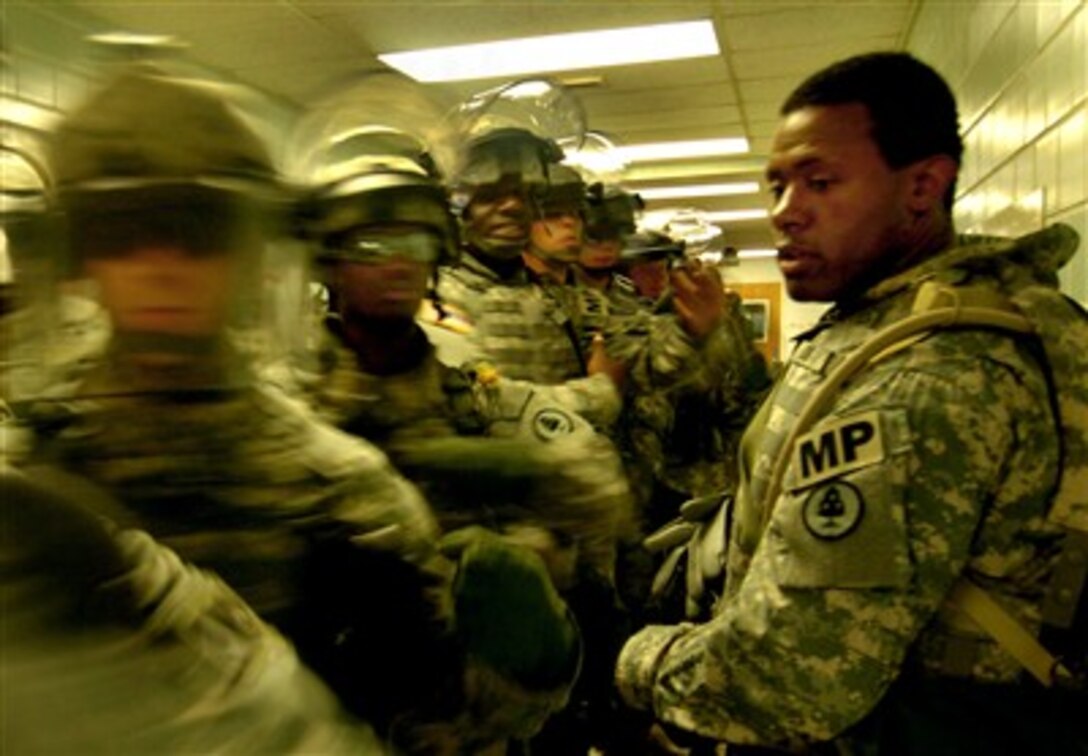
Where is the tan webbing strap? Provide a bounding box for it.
[758,282,1034,533]
[946,579,1071,688]
[756,281,1080,685]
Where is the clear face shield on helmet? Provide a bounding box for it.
[450,78,586,260]
[25,65,297,400]
[286,72,461,346]
[640,207,724,263]
[0,140,67,402]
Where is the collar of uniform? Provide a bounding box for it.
[860,223,1079,306]
[462,247,529,284]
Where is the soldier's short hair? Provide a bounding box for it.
[781,52,962,209]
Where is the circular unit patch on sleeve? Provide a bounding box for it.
[801,480,864,540]
[532,408,575,440]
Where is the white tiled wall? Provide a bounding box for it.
[911,0,1087,304]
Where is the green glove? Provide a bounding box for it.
[441,526,581,691]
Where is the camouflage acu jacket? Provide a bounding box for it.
[296,328,637,583]
[14,358,453,733]
[617,225,1082,747]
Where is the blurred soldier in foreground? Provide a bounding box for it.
[9,66,458,741]
[282,120,634,753]
[1,465,387,754]
[0,140,108,415]
[616,52,1087,754]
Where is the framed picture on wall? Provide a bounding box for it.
[740,299,770,342]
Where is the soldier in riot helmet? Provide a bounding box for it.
[618,228,687,308]
[10,65,458,739]
[574,182,644,307]
[522,162,586,284]
[434,90,625,426]
[283,119,635,753]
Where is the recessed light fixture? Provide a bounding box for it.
[635,181,760,201]
[565,137,749,169]
[619,138,748,162]
[378,20,719,83]
[704,209,769,222]
[737,248,778,259]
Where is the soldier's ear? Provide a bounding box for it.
[905,154,957,215]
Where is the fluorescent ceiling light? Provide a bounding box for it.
[618,138,748,162]
[704,209,769,222]
[635,181,760,201]
[565,138,749,172]
[378,20,719,83]
[737,248,777,259]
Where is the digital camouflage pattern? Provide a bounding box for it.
[616,225,1082,748]
[274,322,636,749]
[17,359,455,734]
[436,253,589,383]
[2,469,388,754]
[578,279,770,522]
[292,326,637,587]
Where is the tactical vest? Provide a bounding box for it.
[756,275,1088,689]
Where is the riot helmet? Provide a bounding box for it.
[619,229,686,266]
[537,162,586,219]
[47,66,291,384]
[451,78,584,260]
[577,184,642,275]
[620,228,685,301]
[0,144,52,316]
[302,126,459,269]
[584,183,643,242]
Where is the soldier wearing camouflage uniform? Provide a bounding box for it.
[434,126,623,431]
[573,183,645,312]
[616,52,1087,754]
[281,122,632,753]
[1,466,388,754]
[11,67,457,741]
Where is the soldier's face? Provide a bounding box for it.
[766,103,914,302]
[627,259,669,300]
[579,237,622,270]
[86,245,236,338]
[331,229,431,322]
[529,211,582,263]
[464,179,532,255]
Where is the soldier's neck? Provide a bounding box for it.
[522,251,570,284]
[341,317,428,376]
[574,265,611,291]
[469,248,525,280]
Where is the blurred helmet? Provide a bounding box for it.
[619,229,685,266]
[301,126,460,267]
[584,183,643,242]
[52,68,280,213]
[535,162,586,219]
[451,78,584,198]
[1,145,52,296]
[42,66,295,385]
